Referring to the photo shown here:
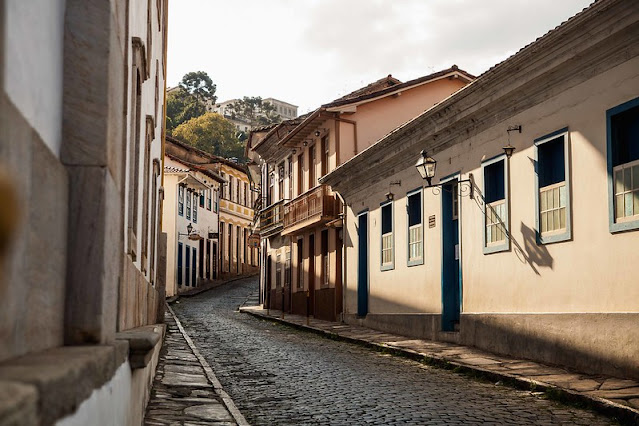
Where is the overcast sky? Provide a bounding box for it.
[167,0,593,114]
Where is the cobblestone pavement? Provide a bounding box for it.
[145,309,244,425]
[171,277,615,426]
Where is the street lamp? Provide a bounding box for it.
[415,150,437,186]
[415,150,474,199]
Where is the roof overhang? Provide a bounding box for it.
[278,109,336,148]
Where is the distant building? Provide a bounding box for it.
[247,66,474,321]
[163,137,225,297]
[165,138,259,280]
[211,97,299,132]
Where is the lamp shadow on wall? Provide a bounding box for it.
[513,222,553,275]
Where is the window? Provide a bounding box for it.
[285,250,291,289]
[407,189,423,265]
[177,243,183,286]
[220,173,226,199]
[608,99,639,232]
[288,157,293,200]
[192,192,198,223]
[309,145,316,188]
[535,128,571,243]
[321,136,329,176]
[186,190,191,220]
[199,190,205,207]
[268,171,275,205]
[483,156,509,253]
[206,189,212,211]
[178,185,184,216]
[381,201,394,270]
[297,154,304,195]
[321,230,329,286]
[229,176,235,202]
[244,182,248,206]
[278,163,285,201]
[236,178,240,203]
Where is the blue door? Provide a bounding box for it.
[357,212,369,317]
[441,180,461,331]
[185,247,190,287]
[192,248,197,287]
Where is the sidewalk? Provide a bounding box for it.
[145,306,248,425]
[168,274,258,301]
[239,305,639,425]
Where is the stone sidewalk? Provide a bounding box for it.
[239,305,639,425]
[145,306,248,426]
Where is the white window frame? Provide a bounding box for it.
[178,185,184,216]
[534,128,571,244]
[380,200,394,271]
[406,188,424,266]
[481,154,510,254]
[613,158,639,223]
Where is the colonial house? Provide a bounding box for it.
[247,67,475,321]
[163,138,224,297]
[0,0,168,424]
[321,0,639,381]
[164,137,259,281]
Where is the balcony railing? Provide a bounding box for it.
[259,199,286,236]
[283,185,340,232]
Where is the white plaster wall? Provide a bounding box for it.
[56,361,131,426]
[162,173,178,296]
[5,0,65,157]
[123,0,166,278]
[343,55,639,316]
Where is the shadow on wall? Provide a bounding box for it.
[471,182,553,276]
[515,222,553,275]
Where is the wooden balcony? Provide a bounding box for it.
[258,199,286,237]
[282,185,341,235]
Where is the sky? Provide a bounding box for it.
[167,0,594,115]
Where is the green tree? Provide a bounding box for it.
[173,113,245,162]
[166,88,206,134]
[225,96,282,127]
[179,71,217,104]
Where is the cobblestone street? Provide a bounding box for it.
[169,277,615,425]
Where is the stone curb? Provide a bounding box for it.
[167,305,250,426]
[240,308,639,426]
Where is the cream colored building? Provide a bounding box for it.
[163,145,224,297]
[322,0,639,381]
[218,162,259,278]
[164,137,258,280]
[247,67,474,321]
[0,0,168,424]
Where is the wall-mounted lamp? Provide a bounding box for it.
[303,141,308,147]
[314,130,321,137]
[504,125,521,158]
[386,180,401,201]
[179,223,197,240]
[292,148,297,154]
[415,150,474,199]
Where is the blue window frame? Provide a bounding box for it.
[185,246,190,286]
[177,242,183,286]
[178,185,184,216]
[535,128,571,244]
[186,190,191,220]
[192,193,198,223]
[406,188,423,266]
[482,154,509,254]
[380,201,394,271]
[607,98,639,233]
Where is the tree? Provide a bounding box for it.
[166,71,217,134]
[225,96,282,127]
[166,88,206,134]
[173,113,246,162]
[179,71,217,104]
